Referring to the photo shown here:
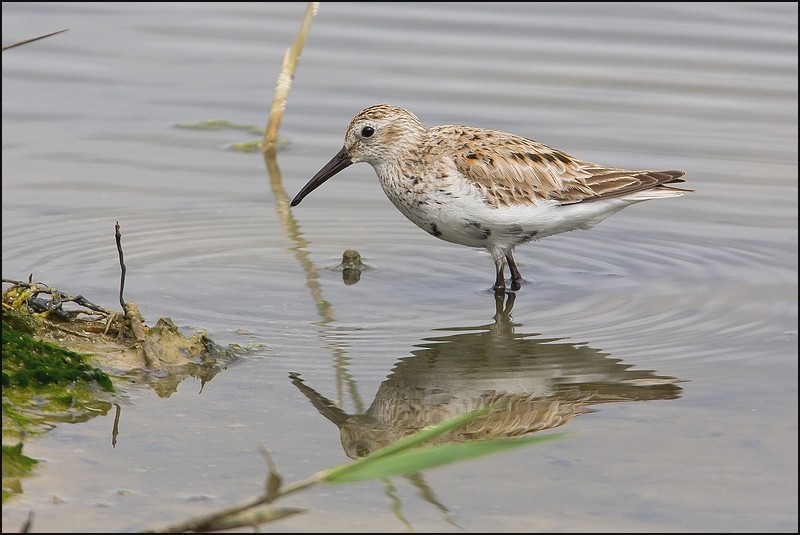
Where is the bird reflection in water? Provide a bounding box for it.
[290,293,682,460]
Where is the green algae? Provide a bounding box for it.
[2,316,113,393]
[2,309,116,501]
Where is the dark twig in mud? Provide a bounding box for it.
[113,222,159,368]
[116,221,127,308]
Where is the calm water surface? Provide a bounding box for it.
[2,2,797,532]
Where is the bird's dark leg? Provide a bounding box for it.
[505,252,522,291]
[493,258,506,294]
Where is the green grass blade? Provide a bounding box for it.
[320,408,565,484]
[326,433,565,483]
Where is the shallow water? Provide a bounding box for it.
[2,2,797,532]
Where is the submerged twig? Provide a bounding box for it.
[259,0,365,419]
[262,2,318,152]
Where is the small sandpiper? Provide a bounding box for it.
[291,104,690,294]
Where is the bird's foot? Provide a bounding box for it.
[493,278,521,294]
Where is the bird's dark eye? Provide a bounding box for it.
[361,126,375,138]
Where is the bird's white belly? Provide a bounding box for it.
[385,188,632,249]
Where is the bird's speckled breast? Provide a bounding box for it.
[375,158,532,249]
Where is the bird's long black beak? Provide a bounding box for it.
[290,146,353,206]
